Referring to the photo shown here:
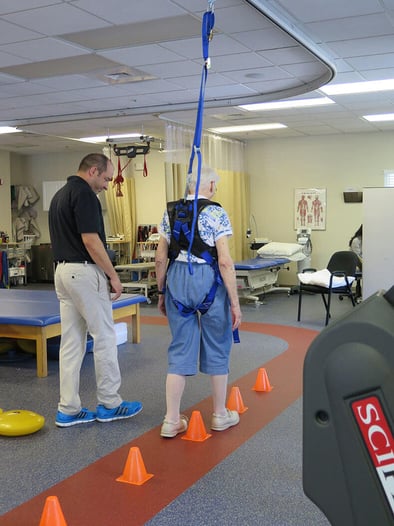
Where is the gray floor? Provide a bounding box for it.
[0,285,355,524]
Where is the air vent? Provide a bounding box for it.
[94,66,156,85]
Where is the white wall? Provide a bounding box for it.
[247,132,394,285]
[6,130,394,281]
[11,149,166,243]
[12,151,88,243]
[363,187,394,298]
[0,151,12,238]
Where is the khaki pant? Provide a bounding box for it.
[55,262,122,414]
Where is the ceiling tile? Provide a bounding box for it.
[281,61,332,78]
[2,3,111,35]
[360,67,394,80]
[0,19,41,44]
[1,0,392,150]
[0,72,24,84]
[214,52,273,72]
[62,16,202,50]
[223,66,292,83]
[159,37,202,60]
[128,60,200,79]
[1,37,89,62]
[258,47,316,65]
[0,55,120,79]
[329,35,394,57]
[0,82,56,97]
[0,1,62,15]
[214,4,273,32]
[170,73,232,89]
[71,0,184,25]
[31,75,107,91]
[0,51,29,68]
[105,78,185,96]
[205,84,258,98]
[277,0,384,23]
[98,44,184,68]
[234,28,304,51]
[306,14,394,42]
[240,78,303,95]
[346,53,394,70]
[172,0,241,11]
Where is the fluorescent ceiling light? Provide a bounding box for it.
[238,97,334,111]
[321,79,394,95]
[363,113,394,122]
[0,126,20,134]
[210,123,287,133]
[79,133,142,144]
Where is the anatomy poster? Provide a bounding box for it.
[294,188,326,230]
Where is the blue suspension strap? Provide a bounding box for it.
[186,1,215,274]
[173,1,240,343]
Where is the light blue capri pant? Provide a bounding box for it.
[165,261,233,376]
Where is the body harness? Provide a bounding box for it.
[164,0,239,342]
[166,198,222,317]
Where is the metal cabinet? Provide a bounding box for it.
[31,244,54,282]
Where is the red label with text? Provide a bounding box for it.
[352,395,394,516]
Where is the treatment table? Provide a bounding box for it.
[0,289,147,378]
[115,261,157,300]
[235,257,291,303]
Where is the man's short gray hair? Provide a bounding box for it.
[187,165,220,191]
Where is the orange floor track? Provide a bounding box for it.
[1,320,317,526]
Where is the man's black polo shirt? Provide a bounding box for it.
[48,176,106,262]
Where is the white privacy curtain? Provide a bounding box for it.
[164,124,250,260]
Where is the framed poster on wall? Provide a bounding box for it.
[294,188,326,230]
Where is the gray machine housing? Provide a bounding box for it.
[303,286,394,525]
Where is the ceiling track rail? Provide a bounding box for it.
[4,1,336,130]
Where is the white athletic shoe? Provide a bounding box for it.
[211,409,240,431]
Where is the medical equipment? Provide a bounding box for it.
[235,257,291,304]
[296,228,312,272]
[115,262,157,301]
[304,285,394,525]
[250,237,271,251]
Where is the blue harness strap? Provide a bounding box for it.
[186,3,215,274]
[171,260,222,317]
[167,1,239,343]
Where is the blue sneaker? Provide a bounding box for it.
[96,400,143,422]
[56,408,96,427]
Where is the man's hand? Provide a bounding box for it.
[109,274,123,300]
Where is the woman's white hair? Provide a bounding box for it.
[187,165,219,191]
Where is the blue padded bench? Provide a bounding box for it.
[0,289,147,377]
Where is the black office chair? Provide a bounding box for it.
[297,251,359,326]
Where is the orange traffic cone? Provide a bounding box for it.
[252,367,273,392]
[181,410,211,442]
[39,496,68,526]
[116,446,154,486]
[227,386,248,413]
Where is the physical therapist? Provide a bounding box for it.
[49,153,142,427]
